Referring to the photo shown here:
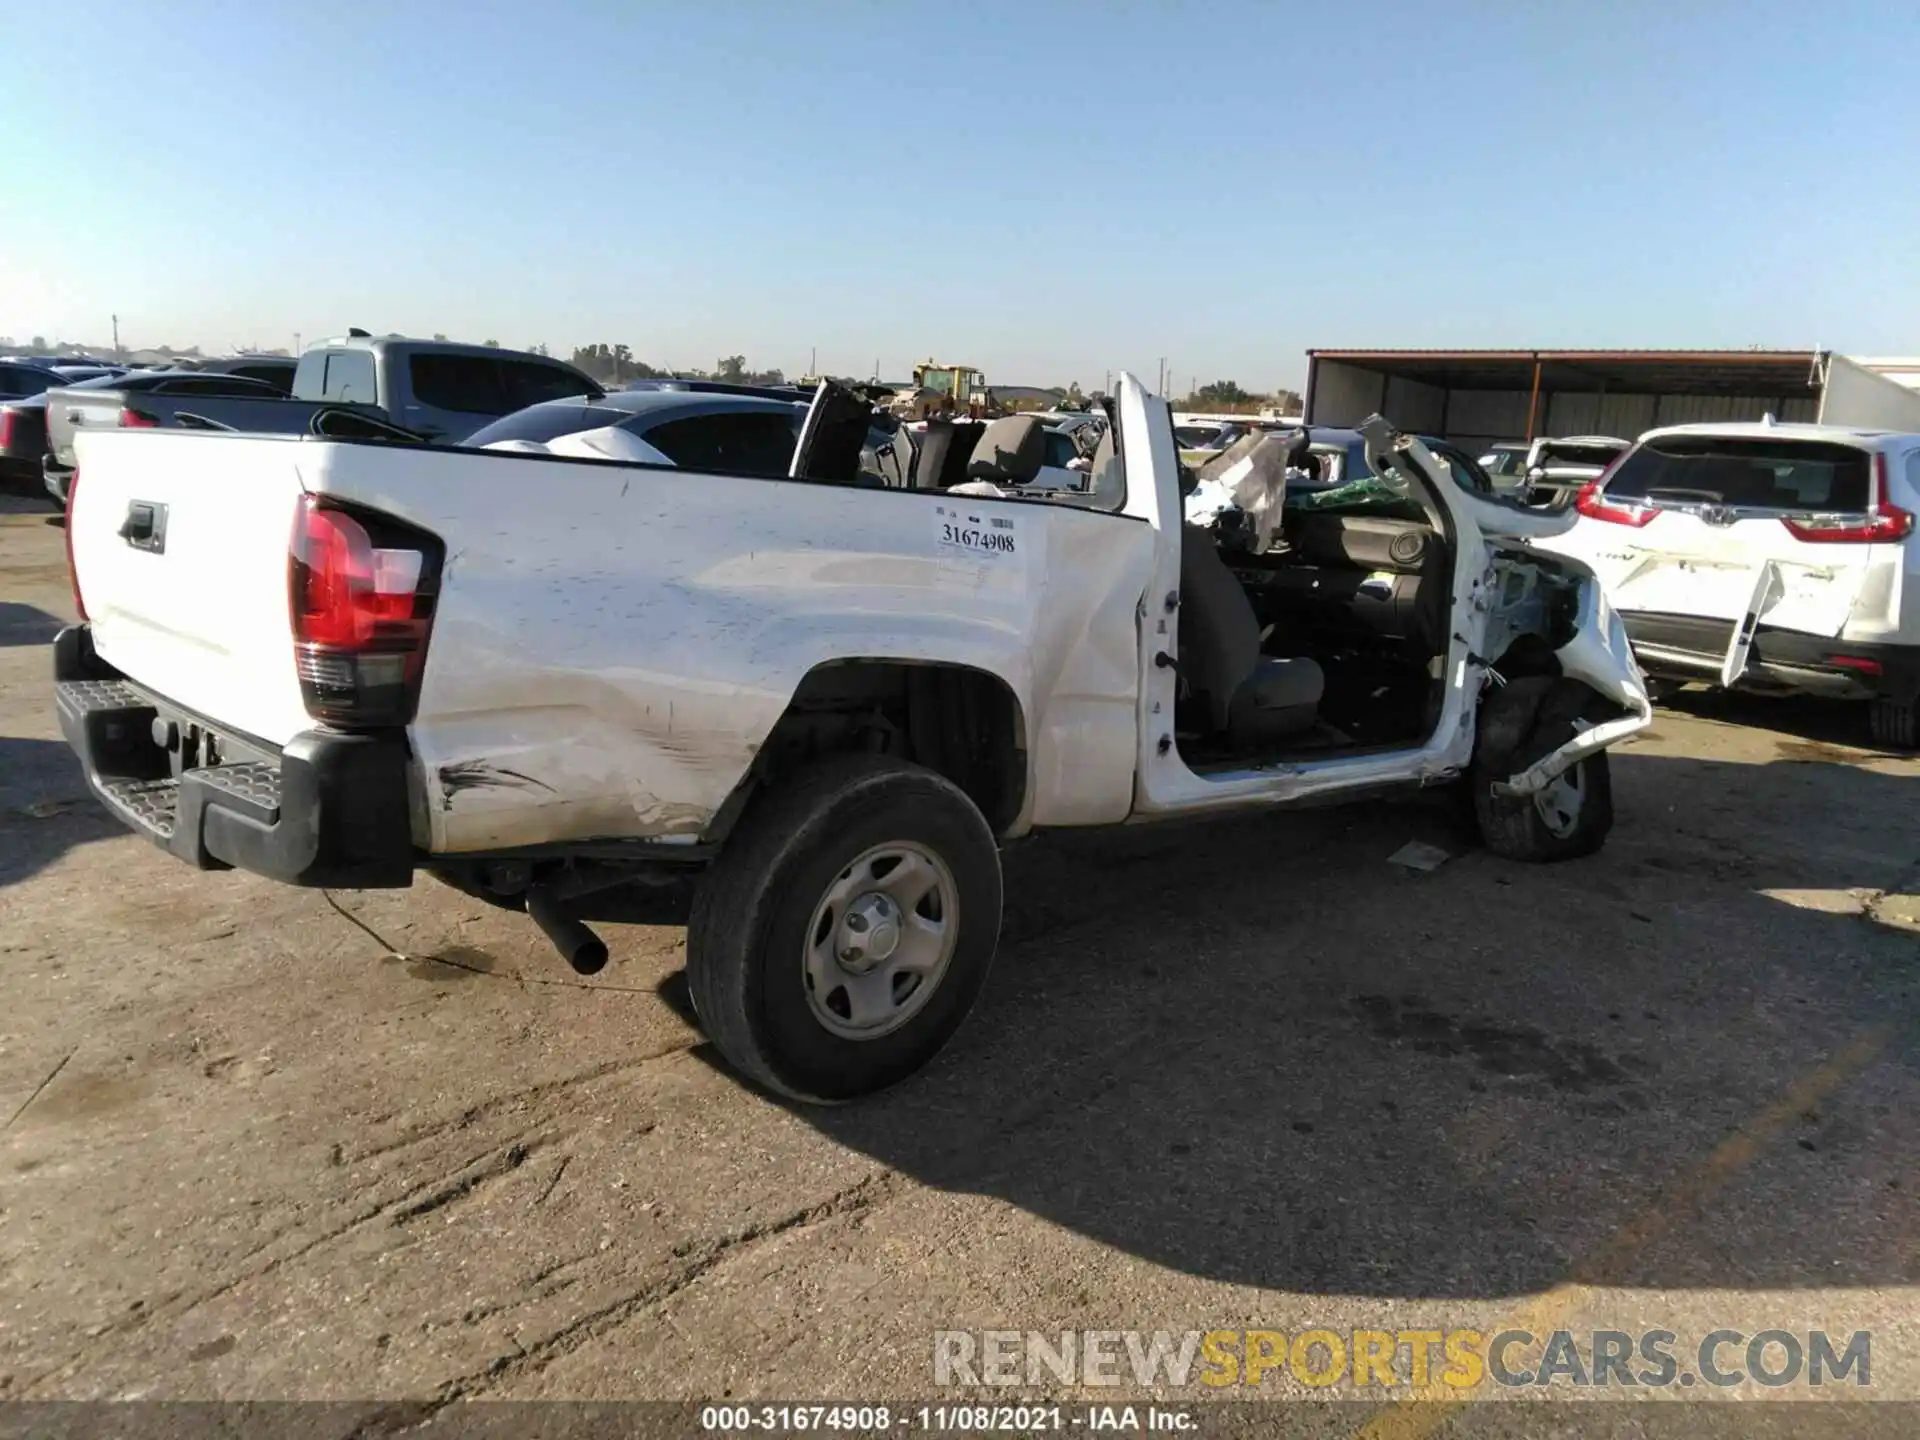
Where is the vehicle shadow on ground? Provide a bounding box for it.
[668,749,1920,1299]
[0,736,121,888]
[1657,685,1894,752]
[0,602,64,648]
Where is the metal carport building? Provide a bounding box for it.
[1301,349,1829,452]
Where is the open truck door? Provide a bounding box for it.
[790,380,877,486]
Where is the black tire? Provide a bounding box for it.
[686,754,1003,1103]
[1869,695,1919,750]
[1472,678,1615,862]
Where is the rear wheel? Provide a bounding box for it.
[687,754,1003,1102]
[1869,695,1919,750]
[1472,679,1615,862]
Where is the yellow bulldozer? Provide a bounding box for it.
[893,360,1004,421]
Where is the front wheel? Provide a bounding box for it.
[1472,679,1615,862]
[686,755,1003,1102]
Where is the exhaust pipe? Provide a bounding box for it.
[525,884,609,975]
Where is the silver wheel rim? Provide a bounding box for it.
[802,842,959,1040]
[1534,763,1585,839]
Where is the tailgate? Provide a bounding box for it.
[1581,435,1883,639]
[70,428,314,744]
[1604,513,1865,637]
[46,387,127,468]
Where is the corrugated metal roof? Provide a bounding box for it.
[1307,348,1818,361]
[1306,349,1824,398]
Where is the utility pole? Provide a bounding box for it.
[111,314,120,358]
[810,346,817,377]
[294,332,302,355]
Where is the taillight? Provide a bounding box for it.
[118,407,159,428]
[64,469,88,620]
[0,408,15,449]
[1574,481,1657,528]
[288,495,440,726]
[1781,454,1915,544]
[1828,655,1884,676]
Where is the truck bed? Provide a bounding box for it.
[65,425,1156,858]
[45,385,347,469]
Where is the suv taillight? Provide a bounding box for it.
[0,407,15,449]
[1781,453,1915,544]
[64,469,88,621]
[289,495,441,726]
[1574,481,1657,527]
[118,407,159,428]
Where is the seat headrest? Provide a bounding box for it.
[966,415,1046,485]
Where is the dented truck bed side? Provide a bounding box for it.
[66,398,1160,865]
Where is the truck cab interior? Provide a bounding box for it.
[1173,429,1459,768]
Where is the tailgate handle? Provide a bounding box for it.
[118,500,168,554]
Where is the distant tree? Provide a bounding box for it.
[1193,379,1252,406]
[1271,388,1304,414]
[432,332,449,342]
[714,355,747,383]
[30,335,47,351]
[529,343,550,357]
[483,337,499,348]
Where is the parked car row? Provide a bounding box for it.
[1,335,606,503]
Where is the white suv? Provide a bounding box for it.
[1541,421,1920,747]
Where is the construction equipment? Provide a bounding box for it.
[894,360,1003,421]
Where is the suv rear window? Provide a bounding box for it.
[227,364,294,392]
[463,400,624,447]
[154,375,281,397]
[294,350,378,404]
[503,360,597,408]
[1606,437,1872,511]
[409,354,508,415]
[642,410,802,475]
[0,365,58,398]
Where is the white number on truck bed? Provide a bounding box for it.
[933,504,1020,560]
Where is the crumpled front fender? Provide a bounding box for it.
[1493,563,1653,798]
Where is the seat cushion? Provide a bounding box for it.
[966,415,1046,484]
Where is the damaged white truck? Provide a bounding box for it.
[55,376,1651,1100]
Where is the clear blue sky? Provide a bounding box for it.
[2,1,1916,389]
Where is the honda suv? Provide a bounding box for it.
[1542,421,1919,746]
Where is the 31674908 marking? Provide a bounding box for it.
[933,505,1020,559]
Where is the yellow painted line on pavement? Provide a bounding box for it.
[1354,1025,1891,1440]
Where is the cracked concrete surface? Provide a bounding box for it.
[5,496,1920,1435]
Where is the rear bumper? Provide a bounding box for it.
[53,625,417,887]
[1624,612,1920,701]
[43,459,72,507]
[0,454,43,494]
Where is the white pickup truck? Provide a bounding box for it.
[55,376,1651,1101]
